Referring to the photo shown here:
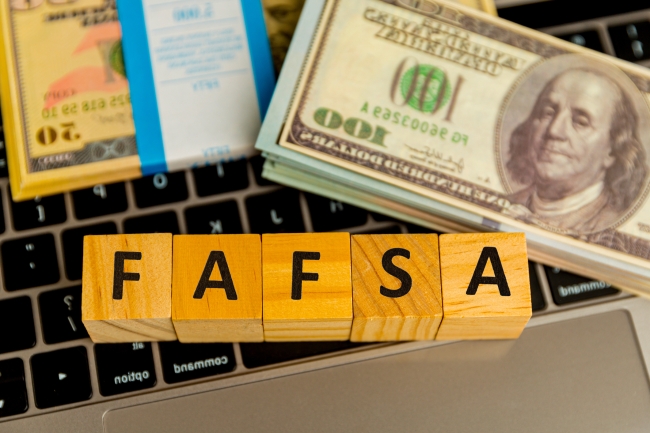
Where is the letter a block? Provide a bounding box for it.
[82,234,176,342]
[172,235,263,342]
[436,233,532,340]
[350,234,443,341]
[262,233,352,341]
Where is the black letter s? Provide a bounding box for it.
[380,248,412,298]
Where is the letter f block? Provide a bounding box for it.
[82,234,176,342]
[436,233,532,340]
[262,233,352,341]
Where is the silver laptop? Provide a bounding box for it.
[2,1,650,431]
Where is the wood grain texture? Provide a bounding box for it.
[262,233,352,341]
[350,234,442,341]
[436,233,531,340]
[172,235,263,342]
[82,234,176,342]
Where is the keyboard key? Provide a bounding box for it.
[132,171,188,208]
[95,343,156,396]
[245,188,305,233]
[0,358,28,418]
[2,234,60,291]
[405,223,439,234]
[0,297,36,354]
[71,183,128,220]
[370,212,396,222]
[184,200,243,234]
[528,262,546,312]
[240,342,365,369]
[124,211,180,234]
[556,30,604,52]
[62,222,117,280]
[359,225,402,234]
[159,342,235,384]
[38,286,89,344]
[250,155,276,186]
[192,160,249,197]
[31,346,92,409]
[305,193,367,231]
[0,123,8,178]
[0,189,6,234]
[10,194,66,231]
[544,266,619,305]
[609,22,650,61]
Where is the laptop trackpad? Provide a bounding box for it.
[104,311,650,432]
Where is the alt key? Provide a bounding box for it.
[95,342,157,397]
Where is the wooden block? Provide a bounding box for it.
[262,233,352,341]
[172,235,262,342]
[350,234,443,342]
[436,233,531,340]
[81,234,176,342]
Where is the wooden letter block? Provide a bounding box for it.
[82,234,176,342]
[350,234,443,342]
[262,233,352,341]
[436,233,532,340]
[172,234,262,342]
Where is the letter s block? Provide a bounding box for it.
[172,235,263,342]
[350,234,443,341]
[262,233,352,341]
[81,234,176,342]
[436,233,532,340]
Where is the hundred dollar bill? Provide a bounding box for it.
[278,0,650,286]
[0,0,140,200]
[260,0,494,74]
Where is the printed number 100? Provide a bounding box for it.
[313,108,389,147]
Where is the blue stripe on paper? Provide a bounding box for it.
[116,0,168,175]
[240,0,276,120]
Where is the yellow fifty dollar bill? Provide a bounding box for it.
[0,0,140,200]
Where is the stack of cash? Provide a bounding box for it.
[256,0,650,296]
[0,0,141,200]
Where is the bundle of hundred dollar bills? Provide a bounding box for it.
[256,0,650,296]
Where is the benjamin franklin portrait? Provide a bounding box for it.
[499,55,650,235]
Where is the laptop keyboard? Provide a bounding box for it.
[0,2,646,424]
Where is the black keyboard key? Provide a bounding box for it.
[0,189,6,234]
[39,286,89,344]
[405,223,439,234]
[132,172,188,208]
[71,183,128,220]
[609,22,650,61]
[159,342,235,384]
[305,193,367,231]
[0,297,35,354]
[31,346,92,409]
[250,155,276,186]
[241,342,365,369]
[2,234,60,291]
[62,222,117,281]
[0,123,8,178]
[192,160,249,197]
[124,211,180,234]
[370,212,396,223]
[0,358,28,418]
[245,188,305,233]
[544,266,619,305]
[556,30,604,52]
[10,194,66,231]
[95,342,156,396]
[528,262,546,312]
[359,225,402,234]
[184,200,243,234]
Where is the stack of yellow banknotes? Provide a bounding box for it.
[256,0,650,297]
[0,0,141,200]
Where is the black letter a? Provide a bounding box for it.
[466,247,510,296]
[193,251,238,300]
